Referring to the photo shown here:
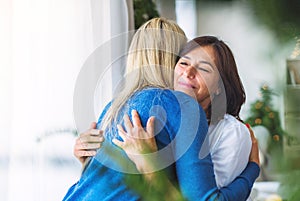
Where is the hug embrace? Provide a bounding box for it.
[64,18,260,201]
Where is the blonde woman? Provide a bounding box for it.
[64,18,259,201]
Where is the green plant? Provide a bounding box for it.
[245,85,285,152]
[276,160,300,201]
[101,145,186,201]
[246,0,300,44]
[196,0,300,44]
[133,0,160,29]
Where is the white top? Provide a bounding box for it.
[208,114,252,188]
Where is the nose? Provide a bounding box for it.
[183,66,196,79]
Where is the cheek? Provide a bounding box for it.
[174,66,182,79]
[210,75,220,89]
[201,75,220,92]
[174,65,183,74]
[196,74,208,88]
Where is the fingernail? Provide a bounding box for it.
[245,123,250,128]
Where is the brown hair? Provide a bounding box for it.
[179,36,246,123]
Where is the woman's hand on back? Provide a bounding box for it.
[246,124,260,166]
[113,110,157,173]
[74,122,104,164]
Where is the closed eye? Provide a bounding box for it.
[196,67,210,73]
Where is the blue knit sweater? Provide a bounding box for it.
[63,88,259,201]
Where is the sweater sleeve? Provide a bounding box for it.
[177,141,259,201]
[203,162,260,201]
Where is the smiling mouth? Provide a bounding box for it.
[178,81,195,89]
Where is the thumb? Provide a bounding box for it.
[90,122,97,129]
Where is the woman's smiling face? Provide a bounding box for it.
[174,45,221,111]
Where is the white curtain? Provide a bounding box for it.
[175,0,197,39]
[0,0,131,200]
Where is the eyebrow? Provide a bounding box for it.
[182,55,191,60]
[182,56,215,69]
[199,61,214,69]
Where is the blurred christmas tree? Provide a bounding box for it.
[245,85,285,153]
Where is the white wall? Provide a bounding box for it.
[175,0,197,39]
[0,1,12,200]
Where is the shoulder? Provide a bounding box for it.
[220,114,250,136]
[97,101,112,125]
[130,88,207,136]
[130,88,202,112]
[127,88,179,111]
[133,88,192,102]
[209,114,251,152]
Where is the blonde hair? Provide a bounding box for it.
[101,18,187,132]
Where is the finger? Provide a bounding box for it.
[146,116,155,138]
[90,122,97,129]
[75,150,97,157]
[79,135,104,143]
[131,110,142,127]
[76,142,102,150]
[76,137,84,149]
[247,126,260,165]
[90,129,103,136]
[112,138,124,149]
[249,128,258,144]
[245,123,251,129]
[80,135,104,143]
[80,129,102,137]
[123,114,133,131]
[117,124,128,140]
[246,124,257,142]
